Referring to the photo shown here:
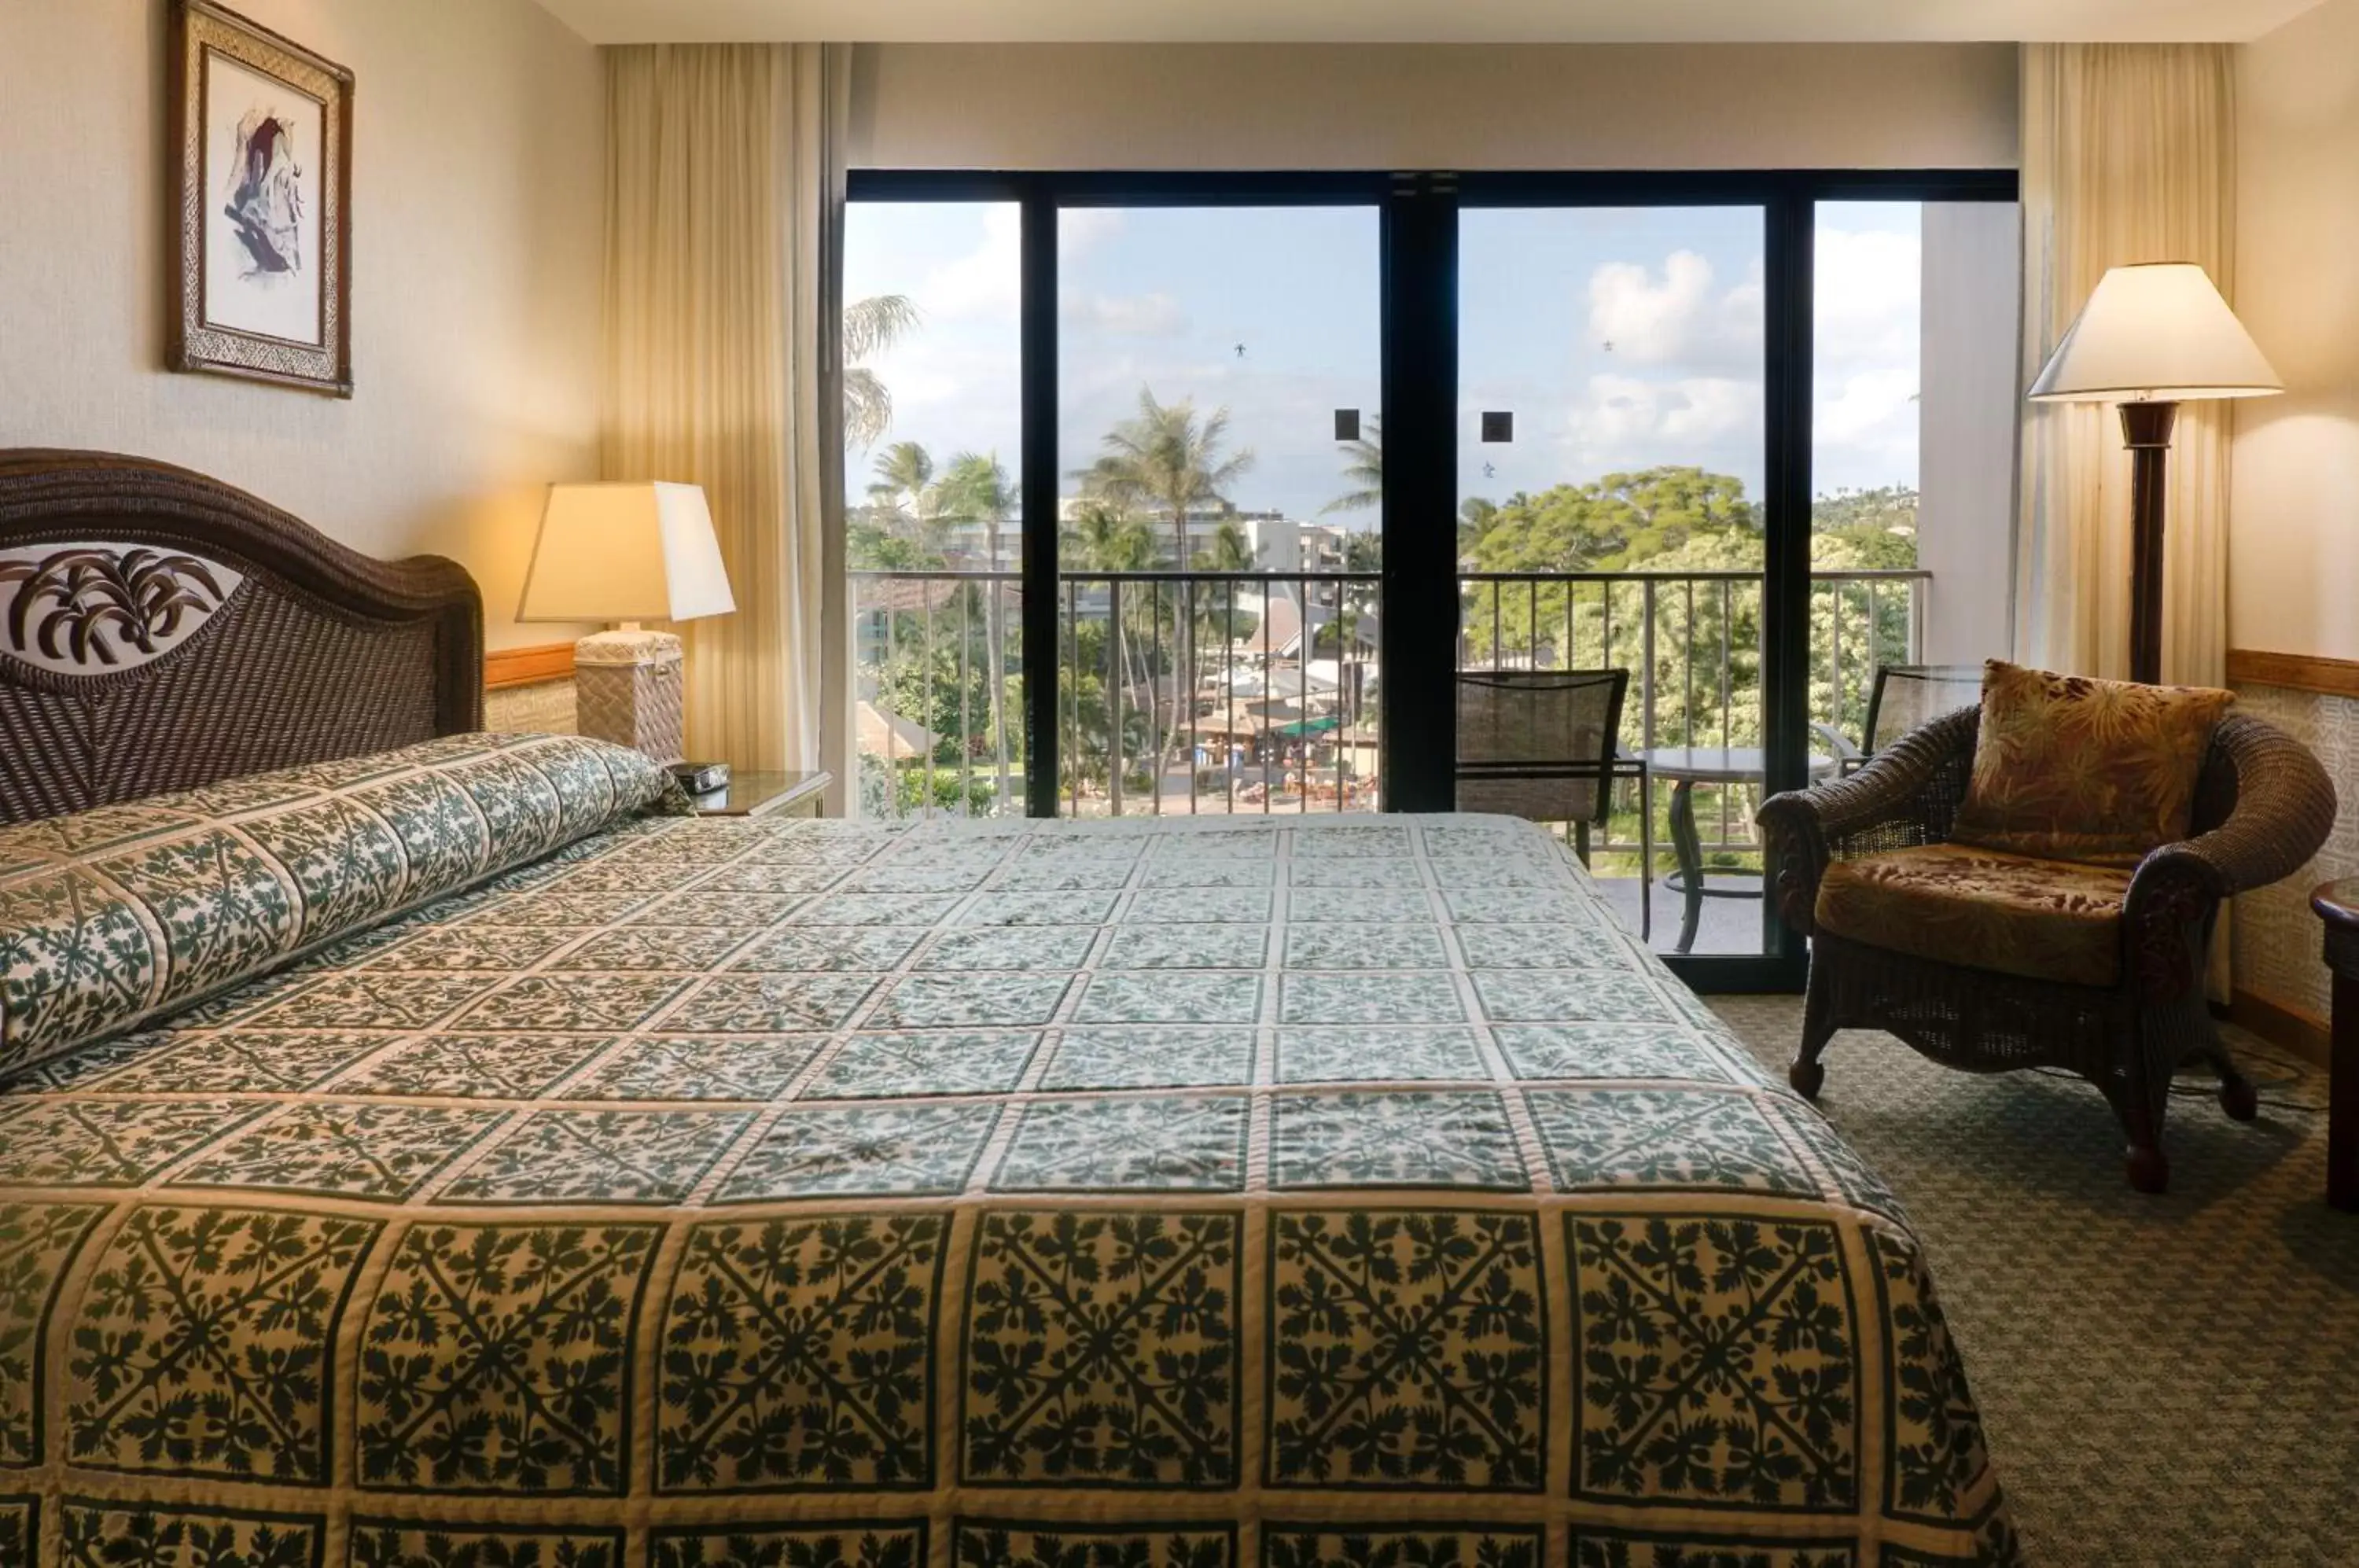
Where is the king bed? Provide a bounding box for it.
[0,452,2011,1566]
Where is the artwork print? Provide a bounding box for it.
[170,1,352,395]
[203,51,322,344]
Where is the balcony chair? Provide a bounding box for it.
[1810,662,1987,775]
[1456,668,1650,938]
[1760,664,2335,1193]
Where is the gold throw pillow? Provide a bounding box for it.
[1949,660,2232,868]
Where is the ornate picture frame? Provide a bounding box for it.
[167,0,353,396]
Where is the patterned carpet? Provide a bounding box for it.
[1709,996,2359,1566]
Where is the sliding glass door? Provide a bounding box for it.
[1055,204,1382,815]
[1458,204,1769,956]
[841,200,1025,819]
[842,170,2018,986]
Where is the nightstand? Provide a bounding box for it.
[690,769,830,819]
[2308,878,2359,1212]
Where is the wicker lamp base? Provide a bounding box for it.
[574,628,686,766]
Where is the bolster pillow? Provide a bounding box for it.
[0,732,689,1080]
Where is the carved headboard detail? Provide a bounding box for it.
[0,450,484,823]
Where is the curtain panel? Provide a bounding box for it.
[603,43,848,776]
[2017,43,2239,999]
[2015,43,2237,688]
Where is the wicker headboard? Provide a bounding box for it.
[0,450,483,823]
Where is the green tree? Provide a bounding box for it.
[862,441,951,567]
[1196,518,1253,571]
[1463,466,1761,576]
[1064,499,1158,572]
[939,451,1018,805]
[1457,497,1499,564]
[1076,389,1256,569]
[843,294,920,450]
[1074,391,1255,782]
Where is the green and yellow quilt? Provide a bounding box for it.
[0,738,2011,1566]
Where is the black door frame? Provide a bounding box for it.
[847,167,2018,990]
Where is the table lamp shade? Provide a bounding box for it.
[513,482,733,767]
[517,481,734,624]
[2028,262,2282,403]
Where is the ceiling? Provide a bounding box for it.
[534,0,2322,45]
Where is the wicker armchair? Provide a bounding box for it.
[1758,708,2335,1193]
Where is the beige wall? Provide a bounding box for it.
[2228,0,2359,661]
[0,0,603,651]
[849,43,2020,171]
[2225,0,2359,1031]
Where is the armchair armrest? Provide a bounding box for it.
[2123,712,2338,996]
[1757,706,1980,935]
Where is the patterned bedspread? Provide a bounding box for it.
[0,809,2011,1567]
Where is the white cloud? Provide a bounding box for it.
[918,206,1020,319]
[1814,226,1920,373]
[1586,251,1762,372]
[917,206,1127,322]
[1816,367,1919,447]
[1563,373,1762,470]
[1063,289,1186,337]
[1058,208,1124,256]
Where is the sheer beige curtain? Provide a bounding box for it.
[603,44,847,775]
[2015,44,2236,686]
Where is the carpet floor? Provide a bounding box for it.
[1707,996,2359,1566]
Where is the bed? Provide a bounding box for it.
[0,452,2013,1567]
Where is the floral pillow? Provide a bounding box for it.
[0,733,688,1078]
[1949,660,2232,868]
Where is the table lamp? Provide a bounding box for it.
[516,481,734,767]
[2027,262,2281,684]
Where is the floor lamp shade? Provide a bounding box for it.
[516,482,736,764]
[2026,263,2281,683]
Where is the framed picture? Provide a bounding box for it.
[168,0,352,396]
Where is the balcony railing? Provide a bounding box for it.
[850,566,1930,830]
[1458,569,1930,861]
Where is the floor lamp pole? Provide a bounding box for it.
[2120,400,2178,686]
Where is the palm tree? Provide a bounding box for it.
[867,441,943,558]
[940,451,1017,807]
[1064,499,1158,573]
[1323,414,1382,515]
[1196,518,1253,572]
[1060,499,1162,798]
[1075,390,1255,782]
[870,440,933,509]
[844,295,921,450]
[1076,389,1256,572]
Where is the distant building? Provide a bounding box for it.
[1048,499,1367,576]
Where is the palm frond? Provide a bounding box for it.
[844,368,893,450]
[843,294,921,362]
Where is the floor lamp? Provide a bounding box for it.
[2027,263,2281,685]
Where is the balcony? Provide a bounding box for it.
[849,565,1930,949]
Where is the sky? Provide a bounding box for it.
[843,198,1928,526]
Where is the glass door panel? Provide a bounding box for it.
[842,201,1025,819]
[1811,200,2021,758]
[1458,207,1768,955]
[1056,205,1382,815]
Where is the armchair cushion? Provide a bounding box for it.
[1815,842,2132,988]
[1951,660,2233,868]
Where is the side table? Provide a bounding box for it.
[1637,746,1837,953]
[2307,880,2359,1212]
[691,769,830,819]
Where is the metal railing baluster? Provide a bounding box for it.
[959,583,973,816]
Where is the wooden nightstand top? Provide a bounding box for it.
[690,769,830,818]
